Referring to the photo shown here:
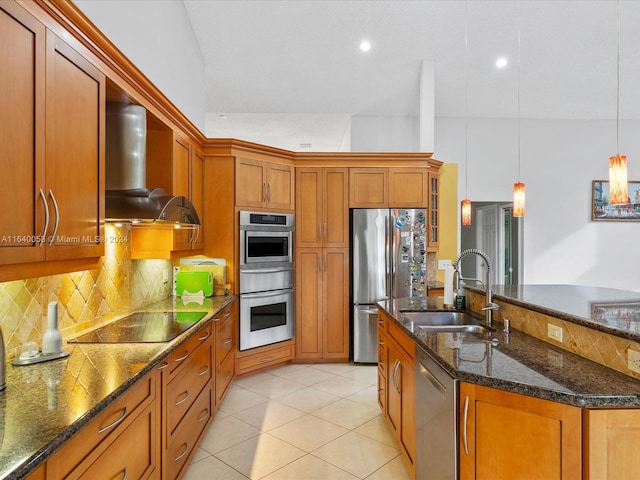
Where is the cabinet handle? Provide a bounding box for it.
[463,395,470,455]
[324,223,328,243]
[392,359,400,394]
[39,188,49,247]
[378,341,384,346]
[263,182,267,202]
[174,351,189,363]
[318,252,322,273]
[98,407,127,434]
[198,365,210,377]
[198,331,211,342]
[223,311,232,319]
[223,371,232,380]
[198,408,209,423]
[174,442,189,462]
[259,356,275,363]
[224,338,232,346]
[175,391,190,406]
[120,467,128,480]
[318,223,321,242]
[156,361,169,370]
[267,182,272,202]
[48,190,59,246]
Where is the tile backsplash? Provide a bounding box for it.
[0,224,172,358]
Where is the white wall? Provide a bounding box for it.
[75,0,206,131]
[351,116,419,152]
[435,117,640,292]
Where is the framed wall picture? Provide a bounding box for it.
[591,180,640,221]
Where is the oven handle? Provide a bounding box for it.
[241,267,294,275]
[240,288,295,300]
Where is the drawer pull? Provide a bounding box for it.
[175,391,190,406]
[224,338,232,346]
[223,371,232,380]
[223,311,232,319]
[198,366,210,377]
[198,331,211,341]
[120,467,128,480]
[98,407,127,434]
[259,356,275,363]
[156,361,169,370]
[174,442,189,462]
[174,351,189,363]
[198,408,209,423]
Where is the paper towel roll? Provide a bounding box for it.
[444,266,455,305]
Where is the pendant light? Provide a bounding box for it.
[609,0,628,205]
[461,1,472,226]
[513,2,525,217]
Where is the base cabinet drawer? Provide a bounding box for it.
[236,342,294,375]
[69,405,158,480]
[166,385,213,480]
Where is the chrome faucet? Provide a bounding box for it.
[453,248,499,326]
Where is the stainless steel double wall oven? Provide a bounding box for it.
[239,211,295,351]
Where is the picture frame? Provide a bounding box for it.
[591,180,640,221]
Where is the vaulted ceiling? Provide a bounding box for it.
[183,0,640,150]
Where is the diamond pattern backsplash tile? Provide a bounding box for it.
[0,225,172,359]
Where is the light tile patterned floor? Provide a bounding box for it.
[183,363,413,480]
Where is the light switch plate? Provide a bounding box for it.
[628,349,640,374]
[547,323,563,342]
[438,259,452,270]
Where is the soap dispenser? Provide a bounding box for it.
[42,301,62,355]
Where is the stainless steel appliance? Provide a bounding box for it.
[351,208,427,363]
[415,344,458,480]
[239,211,295,351]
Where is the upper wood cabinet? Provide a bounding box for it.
[459,382,582,480]
[427,171,439,251]
[236,157,294,211]
[0,3,104,268]
[349,167,429,208]
[296,167,349,248]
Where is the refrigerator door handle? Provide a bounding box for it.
[385,214,390,298]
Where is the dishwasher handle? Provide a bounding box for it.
[418,361,447,397]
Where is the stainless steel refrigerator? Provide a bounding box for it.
[351,208,428,363]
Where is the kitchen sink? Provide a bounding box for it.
[400,311,493,333]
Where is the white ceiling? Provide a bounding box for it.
[183,0,640,151]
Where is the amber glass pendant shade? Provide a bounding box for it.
[513,182,525,217]
[461,199,472,226]
[609,155,628,205]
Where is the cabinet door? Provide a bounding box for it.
[349,168,388,208]
[296,168,322,247]
[459,383,582,480]
[172,133,192,251]
[191,146,205,249]
[386,346,401,436]
[399,353,415,466]
[323,168,349,248]
[266,162,294,210]
[427,172,439,251]
[322,248,349,359]
[236,157,266,208]
[295,248,323,359]
[45,30,104,261]
[389,168,428,208]
[0,3,46,265]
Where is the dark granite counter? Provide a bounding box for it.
[473,284,640,342]
[377,296,640,408]
[0,295,236,480]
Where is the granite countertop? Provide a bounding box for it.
[377,296,640,408]
[0,295,236,480]
[473,284,640,342]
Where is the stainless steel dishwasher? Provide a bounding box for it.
[415,344,458,480]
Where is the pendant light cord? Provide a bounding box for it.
[616,0,620,155]
[517,1,521,182]
[464,0,469,198]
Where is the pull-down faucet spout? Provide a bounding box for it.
[453,249,499,326]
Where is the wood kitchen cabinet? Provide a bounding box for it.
[427,171,439,251]
[349,167,429,209]
[159,323,213,480]
[377,309,416,471]
[46,370,159,480]
[0,2,104,270]
[295,248,349,361]
[236,157,294,210]
[459,382,582,480]
[296,167,349,248]
[213,301,237,409]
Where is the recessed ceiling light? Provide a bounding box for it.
[360,41,371,52]
[496,57,508,68]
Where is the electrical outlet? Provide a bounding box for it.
[547,323,563,342]
[438,259,452,270]
[162,269,169,284]
[628,349,640,374]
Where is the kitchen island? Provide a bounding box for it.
[0,295,236,480]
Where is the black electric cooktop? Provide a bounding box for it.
[69,311,208,343]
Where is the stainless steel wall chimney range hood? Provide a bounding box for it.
[105,102,200,226]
